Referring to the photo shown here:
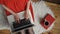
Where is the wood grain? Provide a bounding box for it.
[0,29,10,34]
[42,1,60,34]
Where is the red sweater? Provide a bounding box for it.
[0,0,34,21]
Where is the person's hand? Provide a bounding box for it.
[13,13,20,23]
[24,1,30,20]
[24,11,29,20]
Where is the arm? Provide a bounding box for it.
[2,5,20,23]
[2,5,16,15]
[29,2,34,22]
[24,1,34,22]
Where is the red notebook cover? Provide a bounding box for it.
[40,14,55,29]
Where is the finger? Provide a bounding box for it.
[14,16,17,22]
[14,16,19,23]
[17,16,20,23]
[17,19,20,23]
[25,13,29,20]
[16,18,20,23]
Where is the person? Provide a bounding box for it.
[0,0,34,34]
[0,0,34,23]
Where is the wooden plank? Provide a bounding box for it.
[42,2,60,34]
[0,29,10,34]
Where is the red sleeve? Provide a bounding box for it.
[25,0,34,21]
[0,0,4,4]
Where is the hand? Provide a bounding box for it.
[24,1,30,20]
[13,13,20,23]
[24,11,29,20]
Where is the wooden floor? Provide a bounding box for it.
[0,29,10,34]
[42,2,60,34]
[0,1,60,34]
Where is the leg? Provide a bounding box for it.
[28,27,34,34]
[20,30,25,34]
[16,30,25,34]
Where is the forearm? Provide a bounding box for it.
[29,2,34,22]
[2,5,16,15]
